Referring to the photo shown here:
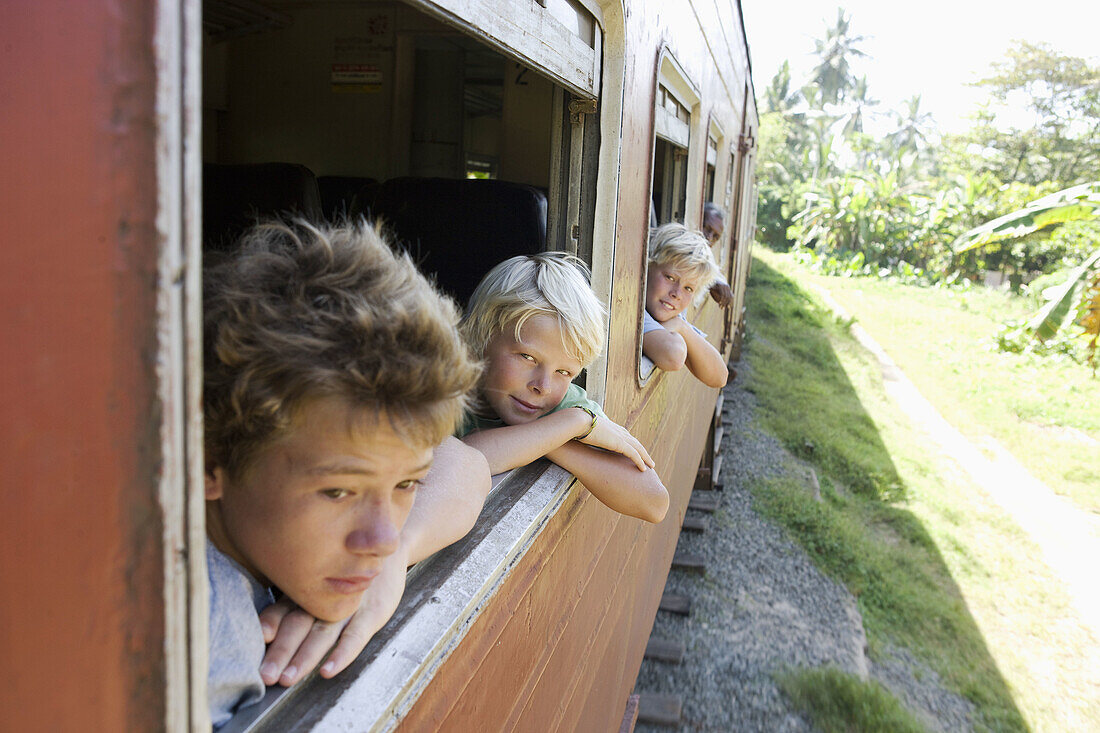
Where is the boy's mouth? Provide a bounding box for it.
[325,572,379,595]
[510,396,543,414]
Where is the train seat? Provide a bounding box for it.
[202,162,324,251]
[317,175,380,222]
[371,177,548,306]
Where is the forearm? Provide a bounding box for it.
[642,328,688,371]
[402,437,491,563]
[680,327,729,388]
[461,408,590,475]
[546,441,669,523]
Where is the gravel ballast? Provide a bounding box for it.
[633,359,975,732]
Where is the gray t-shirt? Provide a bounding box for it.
[207,539,276,729]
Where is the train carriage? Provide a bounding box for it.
[0,0,757,730]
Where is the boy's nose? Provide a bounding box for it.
[345,505,401,557]
[528,369,551,393]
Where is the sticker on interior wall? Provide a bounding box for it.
[331,64,382,93]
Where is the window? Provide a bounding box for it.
[200,0,611,727]
[704,129,718,206]
[640,51,700,382]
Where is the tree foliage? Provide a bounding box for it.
[753,10,1100,368]
[960,41,1100,185]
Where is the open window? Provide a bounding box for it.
[704,118,727,268]
[704,127,718,206]
[640,51,700,382]
[201,0,607,729]
[202,0,601,306]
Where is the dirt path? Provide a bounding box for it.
[813,285,1100,638]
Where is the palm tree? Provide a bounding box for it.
[886,95,934,179]
[841,75,878,138]
[809,8,868,107]
[765,60,803,114]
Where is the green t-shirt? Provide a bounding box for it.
[456,382,605,437]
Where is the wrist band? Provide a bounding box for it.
[574,406,598,440]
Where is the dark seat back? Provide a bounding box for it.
[373,177,547,305]
[203,162,323,251]
[317,175,380,222]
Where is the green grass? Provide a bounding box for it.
[777,667,928,733]
[775,254,1100,514]
[741,252,1100,732]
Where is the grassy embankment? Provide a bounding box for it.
[741,248,1100,732]
[798,257,1100,514]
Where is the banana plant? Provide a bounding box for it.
[953,182,1100,367]
[952,181,1100,252]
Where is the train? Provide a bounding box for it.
[0,0,758,730]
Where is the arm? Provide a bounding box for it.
[462,408,653,475]
[545,441,668,523]
[661,317,728,388]
[259,437,491,684]
[402,436,491,563]
[709,278,733,308]
[642,326,688,372]
[461,408,592,475]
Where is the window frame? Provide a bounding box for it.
[204,0,619,728]
[637,48,701,387]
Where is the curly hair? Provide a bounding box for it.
[647,222,722,302]
[460,252,607,368]
[203,219,480,479]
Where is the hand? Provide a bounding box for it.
[258,598,348,687]
[258,550,410,685]
[709,281,733,308]
[575,411,655,472]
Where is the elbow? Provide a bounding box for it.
[464,443,493,503]
[452,440,493,528]
[649,345,688,373]
[655,355,686,372]
[646,486,670,524]
[636,473,670,524]
[703,364,729,390]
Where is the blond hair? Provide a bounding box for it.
[461,252,607,368]
[203,218,479,479]
[648,223,722,300]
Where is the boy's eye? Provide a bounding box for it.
[556,369,572,377]
[395,479,420,492]
[684,285,694,293]
[320,488,351,500]
[519,353,535,362]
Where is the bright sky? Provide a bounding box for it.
[741,0,1100,134]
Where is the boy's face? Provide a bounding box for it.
[205,397,433,622]
[703,213,724,245]
[482,314,583,425]
[646,263,701,323]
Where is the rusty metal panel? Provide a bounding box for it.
[0,0,169,730]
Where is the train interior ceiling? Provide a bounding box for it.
[203,0,583,305]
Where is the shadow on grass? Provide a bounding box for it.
[743,255,1026,732]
